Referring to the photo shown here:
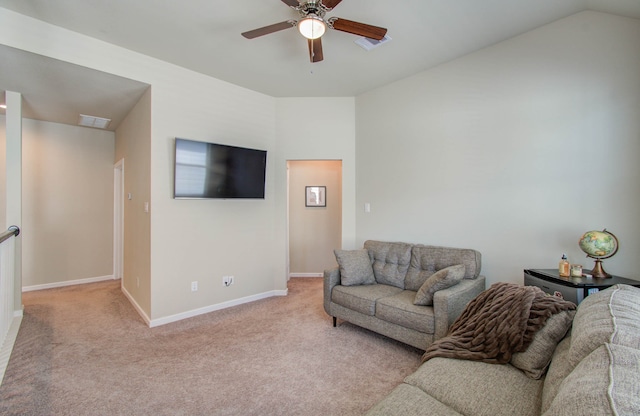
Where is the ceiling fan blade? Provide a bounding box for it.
[322,0,343,9]
[330,18,387,40]
[241,20,296,39]
[308,38,324,63]
[281,0,300,6]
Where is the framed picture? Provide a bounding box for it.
[305,186,326,207]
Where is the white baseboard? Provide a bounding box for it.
[22,275,116,292]
[120,284,151,326]
[289,273,323,278]
[148,288,289,328]
[21,275,289,331]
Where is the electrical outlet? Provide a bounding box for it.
[223,276,234,287]
[191,281,198,292]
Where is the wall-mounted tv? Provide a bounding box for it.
[173,138,267,199]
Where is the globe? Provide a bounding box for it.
[578,229,619,278]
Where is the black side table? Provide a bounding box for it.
[524,268,640,304]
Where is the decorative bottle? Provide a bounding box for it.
[559,254,570,277]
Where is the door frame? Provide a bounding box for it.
[113,159,124,282]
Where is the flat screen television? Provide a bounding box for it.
[173,138,267,199]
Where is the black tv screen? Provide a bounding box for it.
[173,138,267,199]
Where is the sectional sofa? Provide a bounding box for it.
[366,283,640,415]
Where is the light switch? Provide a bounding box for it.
[144,202,149,213]
[365,203,371,213]
[127,193,132,200]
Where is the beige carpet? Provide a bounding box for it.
[0,278,421,415]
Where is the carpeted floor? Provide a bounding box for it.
[0,278,421,415]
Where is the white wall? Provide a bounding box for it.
[9,7,636,324]
[1,9,277,322]
[115,88,151,316]
[0,9,358,324]
[4,117,115,287]
[355,11,640,285]
[0,92,23,310]
[0,94,5,231]
[149,73,278,322]
[275,97,357,255]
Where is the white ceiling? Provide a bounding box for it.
[0,44,150,131]
[1,0,640,128]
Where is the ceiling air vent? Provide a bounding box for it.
[354,34,392,51]
[78,114,111,129]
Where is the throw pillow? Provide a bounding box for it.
[334,249,375,286]
[510,309,575,379]
[413,264,465,306]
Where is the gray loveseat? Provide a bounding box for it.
[323,240,486,350]
[367,283,640,415]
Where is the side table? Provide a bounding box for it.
[524,268,640,304]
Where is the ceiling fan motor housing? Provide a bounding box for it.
[298,1,328,19]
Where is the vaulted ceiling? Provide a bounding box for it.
[1,0,640,129]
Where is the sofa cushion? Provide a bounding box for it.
[543,343,640,416]
[376,291,435,334]
[569,284,640,368]
[405,245,481,291]
[366,384,464,416]
[332,284,403,316]
[413,264,465,306]
[405,357,543,416]
[364,241,412,289]
[541,336,573,414]
[334,249,376,286]
[510,309,575,379]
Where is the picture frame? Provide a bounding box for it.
[305,186,326,207]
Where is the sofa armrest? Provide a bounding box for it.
[433,276,486,340]
[323,267,341,316]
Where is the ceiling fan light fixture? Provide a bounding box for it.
[298,14,325,39]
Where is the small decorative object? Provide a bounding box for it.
[578,229,619,278]
[558,254,570,277]
[570,264,583,277]
[305,186,326,207]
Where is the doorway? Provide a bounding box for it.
[287,160,342,278]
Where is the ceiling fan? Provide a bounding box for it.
[241,0,387,63]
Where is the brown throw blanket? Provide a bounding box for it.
[422,282,576,364]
